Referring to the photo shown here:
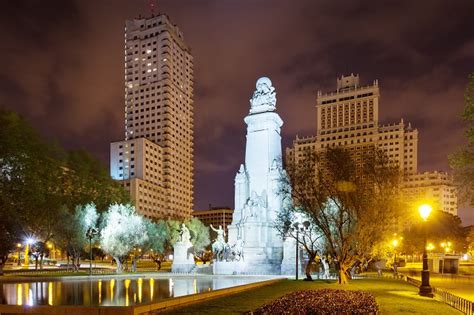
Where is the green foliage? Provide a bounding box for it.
[283,147,404,283]
[100,204,148,272]
[185,217,211,252]
[0,108,64,268]
[166,218,210,253]
[143,220,168,253]
[0,108,130,267]
[63,150,129,212]
[449,72,474,205]
[401,210,467,254]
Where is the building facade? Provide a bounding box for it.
[192,207,234,236]
[110,14,194,219]
[287,74,418,175]
[403,171,458,215]
[286,74,458,216]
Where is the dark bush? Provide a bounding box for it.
[253,289,379,314]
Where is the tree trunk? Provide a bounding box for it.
[0,256,7,275]
[305,254,316,281]
[39,254,44,270]
[75,257,80,272]
[114,257,123,273]
[34,256,38,270]
[336,262,350,284]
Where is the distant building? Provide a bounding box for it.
[403,171,458,215]
[286,74,418,174]
[110,13,194,219]
[286,74,457,216]
[192,207,233,235]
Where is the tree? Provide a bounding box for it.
[53,204,99,271]
[186,218,211,253]
[0,209,22,275]
[167,218,210,258]
[282,147,403,284]
[142,220,168,270]
[275,206,323,280]
[401,211,466,255]
[0,109,65,270]
[62,150,129,212]
[450,72,474,205]
[466,226,474,257]
[100,204,148,273]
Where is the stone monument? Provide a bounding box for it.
[171,223,195,273]
[224,77,286,275]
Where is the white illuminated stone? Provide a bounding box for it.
[225,77,285,275]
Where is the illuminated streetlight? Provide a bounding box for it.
[418,204,433,298]
[24,237,35,268]
[441,241,453,254]
[418,204,432,221]
[426,243,435,252]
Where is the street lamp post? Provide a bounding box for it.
[16,243,22,266]
[418,204,433,298]
[86,227,98,276]
[294,224,299,281]
[391,239,399,276]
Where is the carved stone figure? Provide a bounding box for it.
[211,224,228,261]
[249,77,276,113]
[210,224,226,246]
[179,223,191,244]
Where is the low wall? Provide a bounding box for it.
[0,278,284,315]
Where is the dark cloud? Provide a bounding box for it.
[0,0,473,224]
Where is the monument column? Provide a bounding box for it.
[225,77,285,275]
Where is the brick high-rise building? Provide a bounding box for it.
[110,13,194,219]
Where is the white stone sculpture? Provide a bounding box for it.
[210,224,228,261]
[249,77,277,114]
[179,223,191,245]
[224,76,285,275]
[172,224,195,273]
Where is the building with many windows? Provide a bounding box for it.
[110,13,194,219]
[287,74,418,175]
[286,74,458,216]
[192,207,234,236]
[403,171,458,215]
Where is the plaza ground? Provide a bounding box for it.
[399,262,474,301]
[159,278,461,314]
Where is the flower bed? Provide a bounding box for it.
[253,289,379,314]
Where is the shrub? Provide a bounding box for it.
[253,289,379,314]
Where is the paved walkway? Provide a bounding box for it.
[398,264,474,302]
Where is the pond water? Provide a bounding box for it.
[0,276,272,306]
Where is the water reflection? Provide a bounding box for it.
[0,276,268,306]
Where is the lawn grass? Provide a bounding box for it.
[160,278,461,314]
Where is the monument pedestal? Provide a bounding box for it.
[171,242,195,273]
[281,238,304,277]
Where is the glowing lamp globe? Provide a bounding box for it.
[392,239,399,248]
[418,204,432,221]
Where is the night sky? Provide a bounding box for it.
[1,1,473,224]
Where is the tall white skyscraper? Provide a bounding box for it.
[110,13,194,219]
